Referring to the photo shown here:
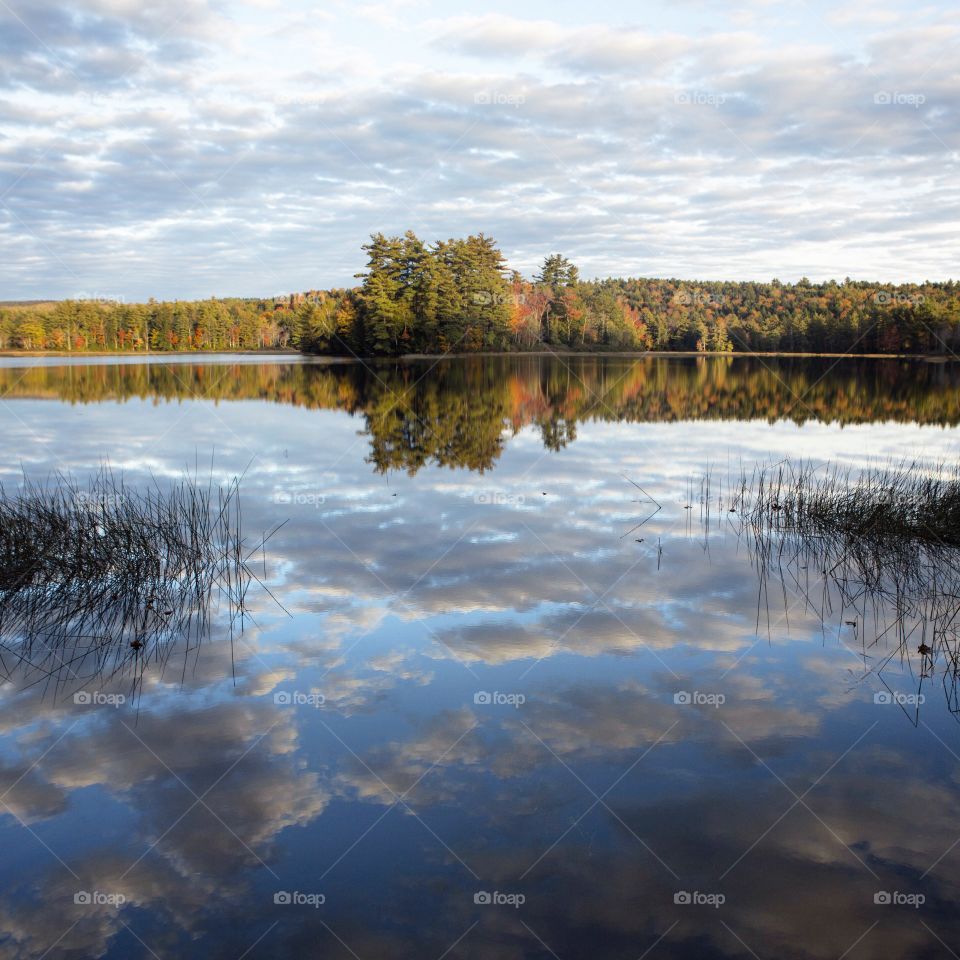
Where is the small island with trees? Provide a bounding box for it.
[2,231,957,356]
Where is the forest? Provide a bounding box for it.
[2,231,958,355]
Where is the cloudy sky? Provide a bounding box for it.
[0,0,957,300]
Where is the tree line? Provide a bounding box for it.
[2,231,959,355]
[0,296,299,353]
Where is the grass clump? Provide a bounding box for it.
[733,460,960,547]
[0,468,271,694]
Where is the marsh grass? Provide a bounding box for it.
[0,468,276,698]
[720,459,960,722]
[732,459,960,547]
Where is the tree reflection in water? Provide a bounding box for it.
[3,355,960,475]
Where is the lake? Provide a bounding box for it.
[1,353,959,959]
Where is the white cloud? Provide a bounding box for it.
[0,0,957,298]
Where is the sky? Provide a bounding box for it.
[0,0,957,301]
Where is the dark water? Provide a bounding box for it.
[1,354,959,959]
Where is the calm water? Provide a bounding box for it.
[1,354,959,959]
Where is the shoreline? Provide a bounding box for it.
[0,349,954,362]
[0,349,299,358]
[394,349,955,361]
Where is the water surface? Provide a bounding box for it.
[1,354,958,959]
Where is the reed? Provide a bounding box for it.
[731,459,960,547]
[0,468,271,695]
[719,458,960,721]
